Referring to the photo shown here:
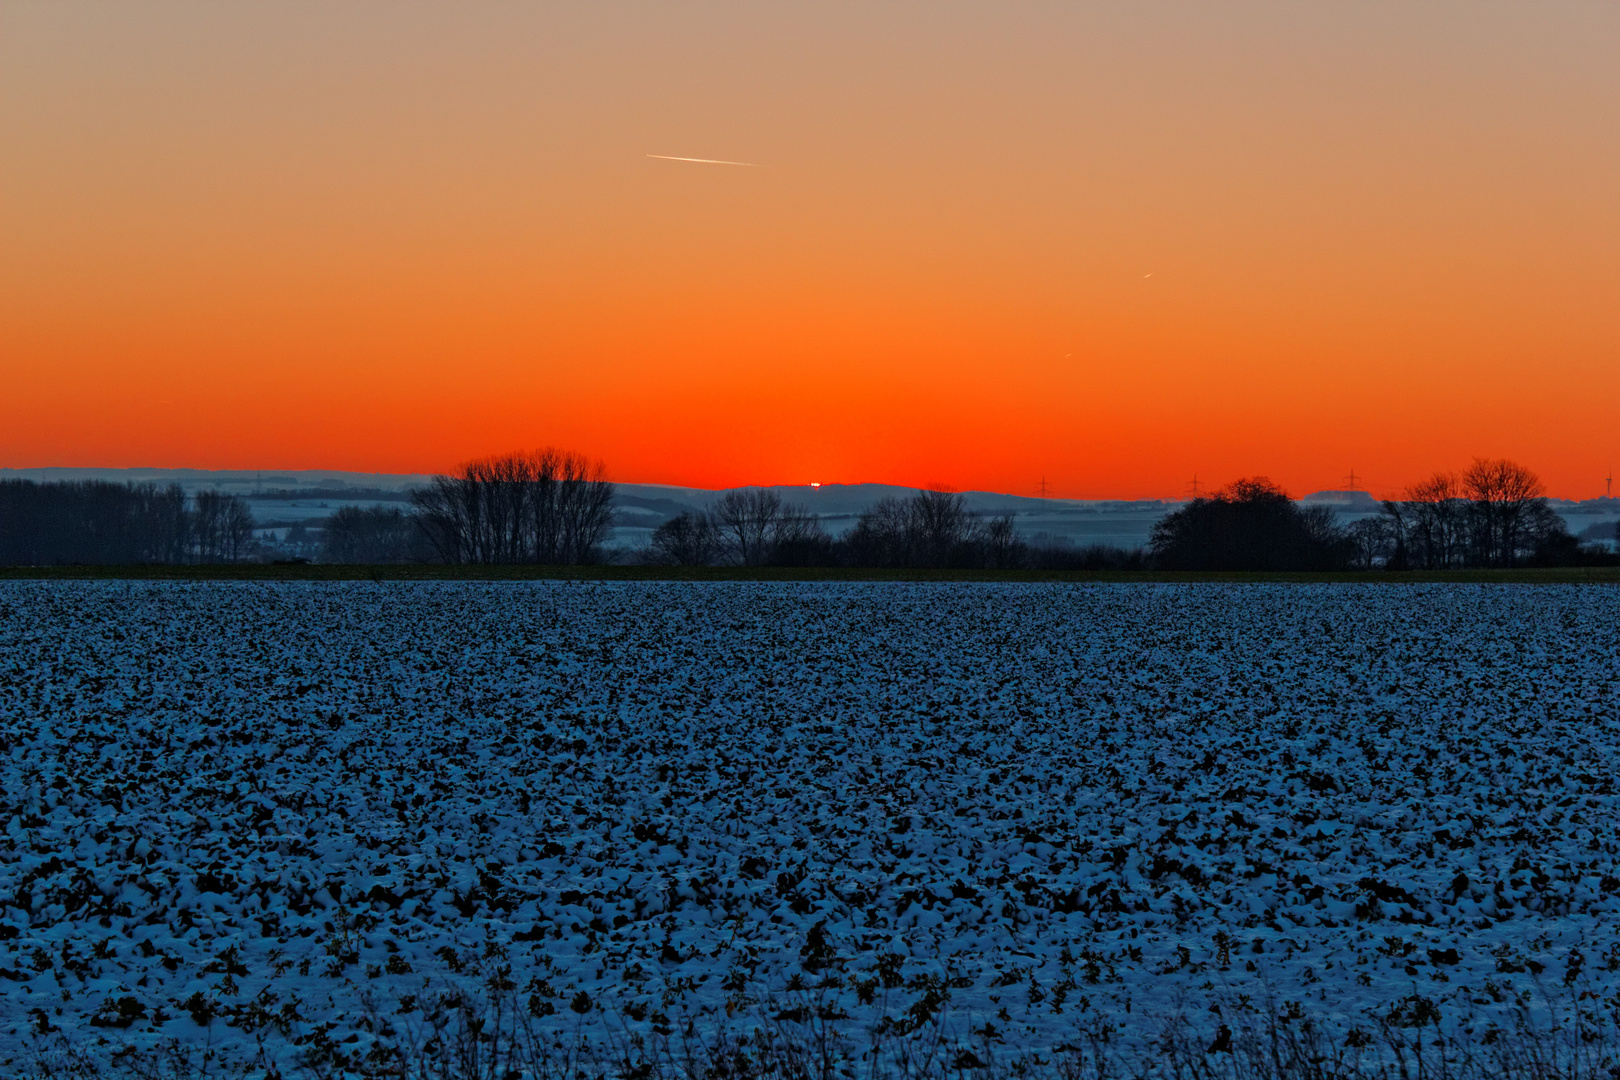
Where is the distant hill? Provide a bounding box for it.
[1299,490,1382,513]
[0,467,431,493]
[614,481,1168,517]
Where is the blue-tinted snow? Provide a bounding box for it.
[1,582,1618,1072]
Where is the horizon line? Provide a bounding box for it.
[4,465,1617,503]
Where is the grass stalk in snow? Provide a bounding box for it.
[23,982,1620,1080]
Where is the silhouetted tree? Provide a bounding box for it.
[0,480,242,565]
[843,497,914,568]
[649,511,722,566]
[135,484,192,563]
[701,491,834,566]
[1149,477,1352,571]
[553,452,617,564]
[842,489,1013,568]
[1346,516,1395,570]
[711,490,785,567]
[1382,472,1467,570]
[191,491,225,563]
[981,513,1025,569]
[1462,457,1543,568]
[1519,501,1581,566]
[911,490,975,567]
[1379,459,1581,568]
[768,508,834,567]
[412,448,615,564]
[322,505,422,563]
[191,490,256,563]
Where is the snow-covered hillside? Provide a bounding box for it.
[2,582,1618,1075]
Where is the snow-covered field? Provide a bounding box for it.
[3,582,1619,1076]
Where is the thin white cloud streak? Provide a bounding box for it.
[646,154,763,167]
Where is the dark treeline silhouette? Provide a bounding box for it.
[845,490,1022,568]
[321,506,434,564]
[1151,460,1600,571]
[1023,539,1150,572]
[1370,458,1586,569]
[0,448,617,567]
[1150,477,1352,571]
[0,480,254,565]
[411,449,616,564]
[4,453,1607,571]
[649,488,1035,569]
[650,490,834,567]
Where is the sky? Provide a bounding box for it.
[2,2,1617,499]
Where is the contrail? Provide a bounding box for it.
[646,154,763,167]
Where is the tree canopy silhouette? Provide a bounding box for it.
[0,480,252,565]
[1378,459,1582,569]
[1150,477,1351,571]
[844,489,1020,569]
[411,448,615,565]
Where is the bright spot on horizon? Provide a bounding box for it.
[810,482,821,487]
[646,154,763,167]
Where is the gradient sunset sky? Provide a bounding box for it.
[3,2,1616,498]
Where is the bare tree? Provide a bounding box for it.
[844,489,1008,568]
[1400,472,1466,569]
[412,473,483,564]
[1463,458,1543,567]
[1520,501,1579,565]
[190,490,255,563]
[221,496,256,563]
[711,490,785,566]
[411,448,615,565]
[650,511,721,566]
[1380,461,1569,569]
[190,490,225,563]
[135,484,191,564]
[323,505,421,563]
[911,489,975,568]
[769,508,833,566]
[1347,516,1395,569]
[551,451,616,564]
[981,512,1024,569]
[844,496,914,568]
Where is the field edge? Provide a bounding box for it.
[2,564,1618,584]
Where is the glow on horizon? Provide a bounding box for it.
[1,3,1616,499]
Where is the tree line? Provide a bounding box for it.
[1366,459,1583,569]
[647,488,1114,570]
[2,453,1610,569]
[1149,458,1608,571]
[0,451,619,567]
[310,449,620,565]
[266,450,621,565]
[0,480,255,565]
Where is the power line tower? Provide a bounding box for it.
[1187,474,1202,498]
[1344,468,1361,491]
[1607,467,1613,500]
[1037,476,1050,500]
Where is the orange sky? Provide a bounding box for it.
[3,2,1617,499]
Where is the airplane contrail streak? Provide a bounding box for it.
[646,154,763,167]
